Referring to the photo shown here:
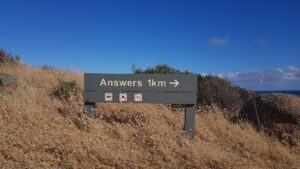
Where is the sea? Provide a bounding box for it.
[255,90,300,96]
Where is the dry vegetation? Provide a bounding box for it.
[0,64,300,169]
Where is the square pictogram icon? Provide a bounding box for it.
[119,93,127,102]
[134,93,142,102]
[105,93,113,102]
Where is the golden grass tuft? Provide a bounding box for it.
[0,64,299,169]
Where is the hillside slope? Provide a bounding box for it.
[0,64,300,169]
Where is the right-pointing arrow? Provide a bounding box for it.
[169,80,179,87]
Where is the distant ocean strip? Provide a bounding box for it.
[255,90,300,96]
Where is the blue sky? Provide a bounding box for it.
[0,0,300,90]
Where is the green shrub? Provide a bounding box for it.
[0,48,21,64]
[53,81,81,100]
[41,65,56,70]
[197,75,254,112]
[134,64,191,74]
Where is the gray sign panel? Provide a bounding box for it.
[84,73,197,93]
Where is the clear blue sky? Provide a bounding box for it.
[1,0,300,90]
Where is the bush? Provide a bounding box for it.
[198,76,238,110]
[240,93,300,146]
[197,75,254,112]
[0,48,21,64]
[41,65,56,70]
[134,64,190,74]
[239,87,256,103]
[53,81,81,101]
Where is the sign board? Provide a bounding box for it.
[84,73,197,137]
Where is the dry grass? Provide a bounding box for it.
[0,64,299,169]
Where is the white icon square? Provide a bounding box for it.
[105,93,113,102]
[134,93,142,102]
[119,93,127,102]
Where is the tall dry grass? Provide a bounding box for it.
[0,64,299,169]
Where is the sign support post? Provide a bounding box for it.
[85,102,96,118]
[184,104,196,137]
